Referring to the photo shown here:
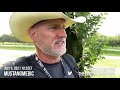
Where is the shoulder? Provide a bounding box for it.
[62,54,77,64]
[62,54,80,78]
[61,54,77,68]
[14,54,35,66]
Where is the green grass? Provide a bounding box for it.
[104,46,120,56]
[108,46,120,50]
[93,59,120,68]
[0,44,35,51]
[103,49,120,56]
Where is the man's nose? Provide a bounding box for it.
[57,28,67,38]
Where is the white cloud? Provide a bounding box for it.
[98,12,120,36]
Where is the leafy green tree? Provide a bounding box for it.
[0,34,21,43]
[64,12,108,77]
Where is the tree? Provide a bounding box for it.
[0,34,21,43]
[106,35,120,47]
[64,12,108,77]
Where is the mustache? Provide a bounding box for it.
[55,38,66,44]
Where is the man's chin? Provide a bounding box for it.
[40,46,66,56]
[53,49,66,56]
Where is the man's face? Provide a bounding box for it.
[33,18,67,57]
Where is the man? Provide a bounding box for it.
[0,12,85,78]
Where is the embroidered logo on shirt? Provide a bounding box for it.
[68,71,72,75]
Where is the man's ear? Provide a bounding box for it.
[28,28,37,42]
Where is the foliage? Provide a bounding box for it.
[105,35,120,47]
[0,34,20,43]
[64,12,108,77]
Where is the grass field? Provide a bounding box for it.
[0,44,120,55]
[0,44,35,51]
[108,46,120,50]
[91,46,120,78]
[91,58,120,78]
[103,46,120,56]
[103,50,120,56]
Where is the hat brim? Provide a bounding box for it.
[9,12,80,42]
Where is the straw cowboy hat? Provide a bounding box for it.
[9,12,86,42]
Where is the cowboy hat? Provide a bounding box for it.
[9,12,86,42]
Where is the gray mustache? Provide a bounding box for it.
[55,39,66,44]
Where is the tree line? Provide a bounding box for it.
[105,34,120,47]
[0,34,21,43]
[0,34,33,45]
[1,33,119,46]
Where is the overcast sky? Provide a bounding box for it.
[97,12,120,36]
[0,12,120,36]
[0,12,12,35]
